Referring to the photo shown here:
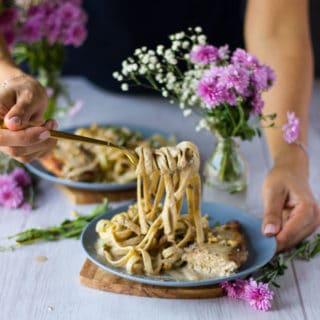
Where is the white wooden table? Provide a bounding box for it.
[0,77,319,320]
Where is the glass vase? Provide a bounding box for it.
[204,134,247,192]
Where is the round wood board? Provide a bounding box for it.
[79,259,224,299]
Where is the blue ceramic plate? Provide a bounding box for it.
[25,123,173,191]
[81,201,277,287]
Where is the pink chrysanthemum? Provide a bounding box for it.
[219,64,250,97]
[190,45,219,65]
[0,174,17,188]
[221,279,247,299]
[63,22,87,47]
[11,167,32,187]
[244,278,274,311]
[20,18,42,42]
[217,45,230,61]
[251,94,264,115]
[68,100,83,116]
[0,182,24,209]
[221,278,274,312]
[282,112,300,143]
[231,48,259,70]
[0,7,19,27]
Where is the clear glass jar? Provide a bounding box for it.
[204,135,247,192]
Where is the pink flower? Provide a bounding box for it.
[46,87,54,98]
[0,7,19,27]
[11,167,32,187]
[2,28,16,48]
[221,278,274,312]
[221,279,247,299]
[0,174,17,189]
[63,22,87,47]
[58,2,84,21]
[197,72,236,108]
[44,13,63,45]
[244,278,274,311]
[282,112,300,143]
[218,45,230,61]
[20,18,43,42]
[0,182,24,209]
[68,100,83,116]
[251,94,264,115]
[231,48,259,70]
[190,45,219,65]
[219,64,250,97]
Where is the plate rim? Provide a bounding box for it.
[25,122,174,191]
[80,201,277,287]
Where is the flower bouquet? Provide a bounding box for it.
[0,0,87,119]
[113,27,278,192]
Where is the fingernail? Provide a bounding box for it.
[9,116,21,125]
[264,224,276,235]
[39,131,50,140]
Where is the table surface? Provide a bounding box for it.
[1,77,319,320]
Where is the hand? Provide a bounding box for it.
[0,67,57,162]
[262,154,320,252]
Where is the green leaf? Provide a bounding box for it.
[6,199,110,246]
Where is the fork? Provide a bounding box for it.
[49,130,139,166]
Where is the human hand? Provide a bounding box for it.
[262,153,320,252]
[0,68,57,162]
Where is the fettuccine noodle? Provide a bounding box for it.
[96,141,208,275]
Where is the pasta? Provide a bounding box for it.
[96,141,209,275]
[40,124,173,183]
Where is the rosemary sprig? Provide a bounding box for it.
[6,199,110,246]
[254,233,320,287]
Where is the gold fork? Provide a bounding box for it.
[49,130,139,166]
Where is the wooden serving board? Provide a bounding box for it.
[79,259,224,299]
[58,185,136,204]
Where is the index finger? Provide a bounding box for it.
[0,127,50,147]
[276,202,319,251]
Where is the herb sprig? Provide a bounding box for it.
[5,199,110,246]
[254,233,320,287]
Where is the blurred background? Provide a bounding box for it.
[64,0,320,90]
[310,0,320,77]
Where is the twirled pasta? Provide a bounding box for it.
[96,141,209,275]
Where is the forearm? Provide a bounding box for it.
[245,0,313,174]
[0,33,21,81]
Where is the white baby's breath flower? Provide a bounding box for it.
[175,32,185,40]
[198,35,207,44]
[172,40,181,51]
[139,66,147,75]
[148,63,155,70]
[141,46,147,52]
[156,45,164,55]
[191,35,197,42]
[162,90,169,97]
[195,26,202,33]
[112,71,120,79]
[141,55,149,64]
[149,56,157,64]
[134,48,141,56]
[179,103,185,109]
[183,109,192,117]
[121,83,129,91]
[182,41,190,49]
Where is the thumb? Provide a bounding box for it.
[262,184,287,236]
[4,95,41,130]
